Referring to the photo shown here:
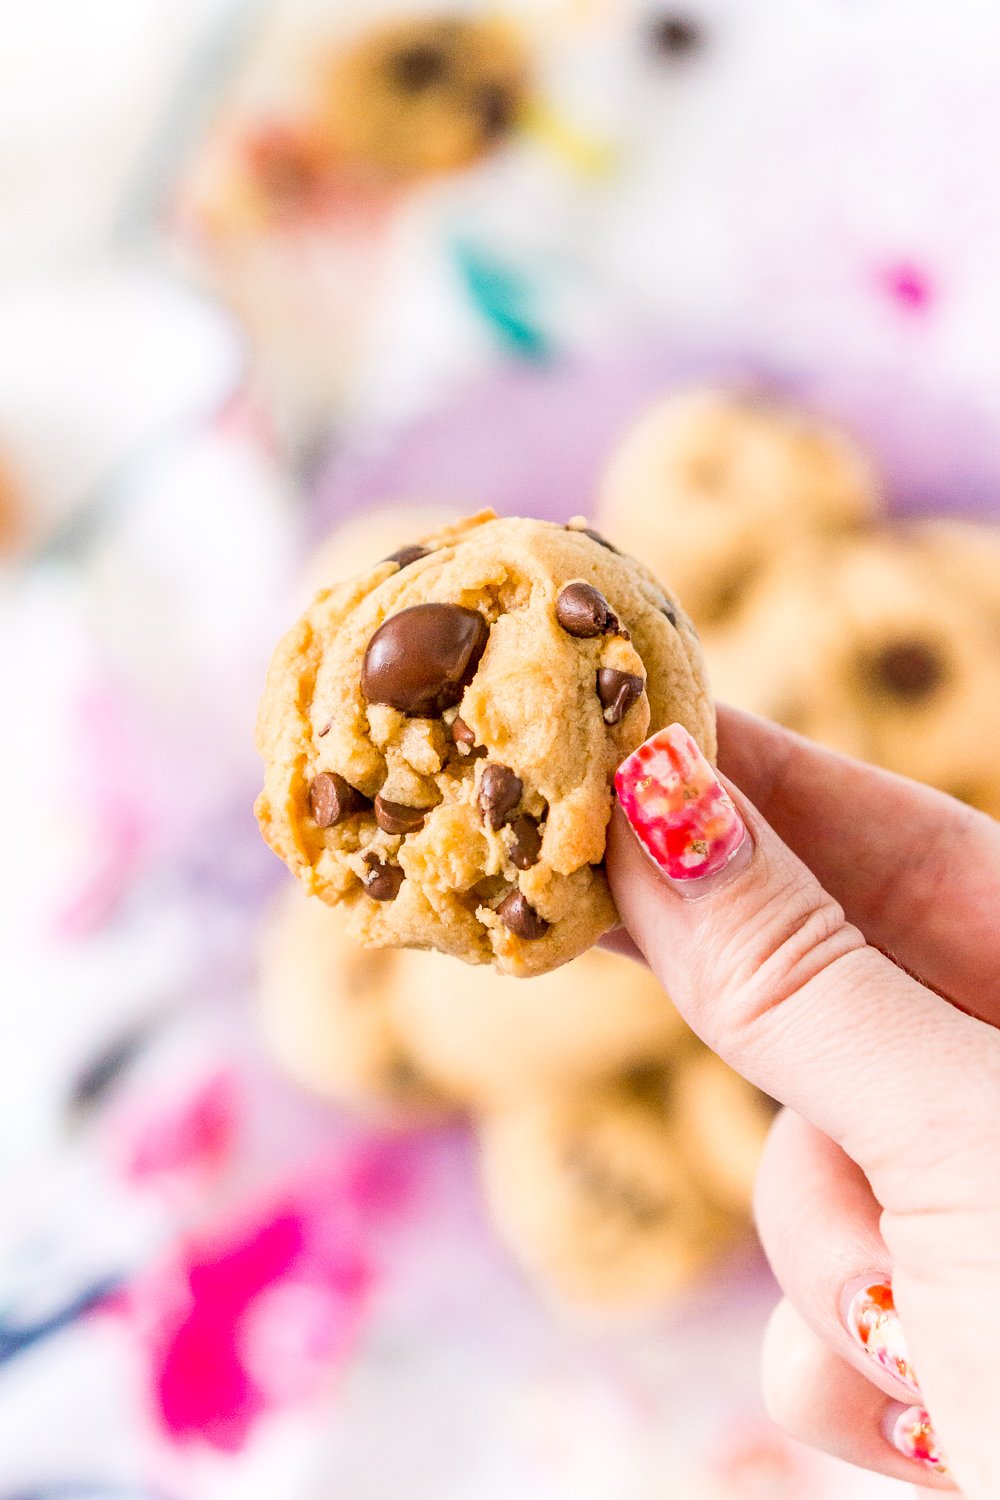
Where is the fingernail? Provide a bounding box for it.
[888,1405,949,1475]
[614,724,749,891]
[845,1279,921,1397]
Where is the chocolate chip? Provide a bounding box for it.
[471,873,509,903]
[309,772,371,827]
[597,668,645,725]
[387,1053,426,1095]
[374,794,426,835]
[555,581,618,638]
[384,543,431,570]
[361,603,489,717]
[507,813,542,869]
[660,602,678,626]
[361,852,404,901]
[497,889,549,940]
[477,82,518,138]
[317,719,332,737]
[450,715,486,760]
[391,42,450,92]
[479,763,523,830]
[868,639,946,700]
[566,523,620,554]
[564,1148,666,1225]
[649,14,705,58]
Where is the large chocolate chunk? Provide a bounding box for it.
[497,889,549,940]
[479,763,523,830]
[555,582,618,638]
[362,603,489,717]
[869,639,946,700]
[597,668,645,725]
[309,772,371,827]
[362,852,404,901]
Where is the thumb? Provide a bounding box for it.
[607,724,1000,1210]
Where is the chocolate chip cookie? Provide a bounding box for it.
[478,1070,746,1308]
[707,526,1000,818]
[259,887,690,1110]
[391,942,690,1107]
[597,389,882,628]
[322,15,530,181]
[256,511,713,976]
[301,503,462,600]
[258,888,449,1117]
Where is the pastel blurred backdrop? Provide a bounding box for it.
[5,1,1000,1495]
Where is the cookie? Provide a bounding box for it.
[185,13,530,235]
[258,887,447,1117]
[478,1070,746,1309]
[391,943,691,1108]
[597,389,882,628]
[260,890,690,1110]
[322,16,530,182]
[256,511,713,976]
[707,527,1000,818]
[907,518,1000,624]
[301,504,462,600]
[672,1051,777,1216]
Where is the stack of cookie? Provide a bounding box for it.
[260,891,771,1310]
[256,504,771,1310]
[597,389,1000,821]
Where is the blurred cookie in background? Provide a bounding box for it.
[672,1050,779,1218]
[187,14,532,234]
[392,943,689,1110]
[597,389,882,629]
[323,15,530,183]
[260,887,687,1113]
[259,887,451,1119]
[908,518,1000,626]
[478,1062,767,1310]
[173,11,533,429]
[300,502,462,598]
[707,526,1000,819]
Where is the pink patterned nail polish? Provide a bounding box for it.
[890,1405,948,1474]
[614,723,748,884]
[846,1280,921,1397]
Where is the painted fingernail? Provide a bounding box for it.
[845,1280,921,1397]
[889,1405,948,1474]
[614,724,749,888]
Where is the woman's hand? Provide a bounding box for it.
[606,706,1000,1497]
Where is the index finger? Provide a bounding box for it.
[606,725,1000,1207]
[715,706,1000,1024]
